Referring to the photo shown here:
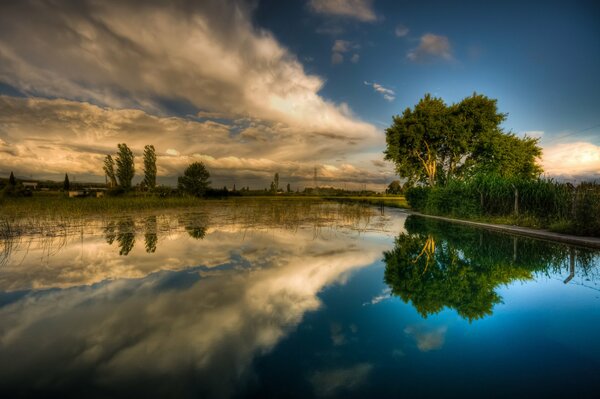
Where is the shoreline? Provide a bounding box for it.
[401,209,600,249]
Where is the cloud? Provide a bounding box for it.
[0,0,387,189]
[0,217,386,396]
[331,40,360,65]
[362,287,391,305]
[331,52,344,64]
[0,1,377,145]
[542,141,600,180]
[395,24,409,37]
[0,96,386,189]
[404,325,447,352]
[309,363,373,397]
[332,40,351,53]
[364,81,395,101]
[407,34,453,62]
[309,0,377,22]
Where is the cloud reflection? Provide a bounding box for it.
[0,207,390,397]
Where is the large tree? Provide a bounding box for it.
[115,143,135,190]
[178,162,211,197]
[143,144,157,190]
[384,93,541,185]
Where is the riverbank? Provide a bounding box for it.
[403,210,600,249]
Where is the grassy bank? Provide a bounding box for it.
[0,193,390,218]
[0,195,211,218]
[405,178,600,237]
[325,195,409,209]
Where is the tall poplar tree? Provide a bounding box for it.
[103,155,118,188]
[143,144,157,190]
[115,143,135,190]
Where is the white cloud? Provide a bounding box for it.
[395,24,409,37]
[407,33,453,62]
[0,96,387,188]
[542,141,600,180]
[364,81,395,102]
[310,363,373,397]
[404,325,447,352]
[0,1,377,143]
[0,219,386,395]
[309,0,377,22]
[0,1,389,189]
[331,40,360,65]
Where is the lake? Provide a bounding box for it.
[1,199,599,398]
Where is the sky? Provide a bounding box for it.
[0,0,599,189]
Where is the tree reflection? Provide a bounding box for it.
[104,221,116,245]
[144,216,158,253]
[116,218,135,256]
[181,213,209,240]
[383,216,598,321]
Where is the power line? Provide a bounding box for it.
[543,123,600,145]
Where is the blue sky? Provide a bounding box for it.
[0,0,598,186]
[255,0,600,141]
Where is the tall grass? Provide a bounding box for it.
[405,178,600,236]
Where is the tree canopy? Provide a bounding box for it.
[178,162,211,197]
[384,93,542,186]
[115,143,135,190]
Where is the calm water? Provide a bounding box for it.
[1,200,599,398]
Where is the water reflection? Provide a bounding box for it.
[1,205,599,398]
[384,216,600,321]
[144,215,157,253]
[0,201,394,398]
[181,212,209,240]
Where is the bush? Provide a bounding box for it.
[405,186,430,211]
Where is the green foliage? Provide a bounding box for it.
[63,173,70,191]
[143,144,157,190]
[178,162,211,197]
[2,172,30,198]
[384,93,541,185]
[2,184,30,198]
[115,143,135,190]
[468,133,542,180]
[386,180,403,194]
[572,182,600,235]
[404,186,430,211]
[405,176,600,236]
[103,155,117,187]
